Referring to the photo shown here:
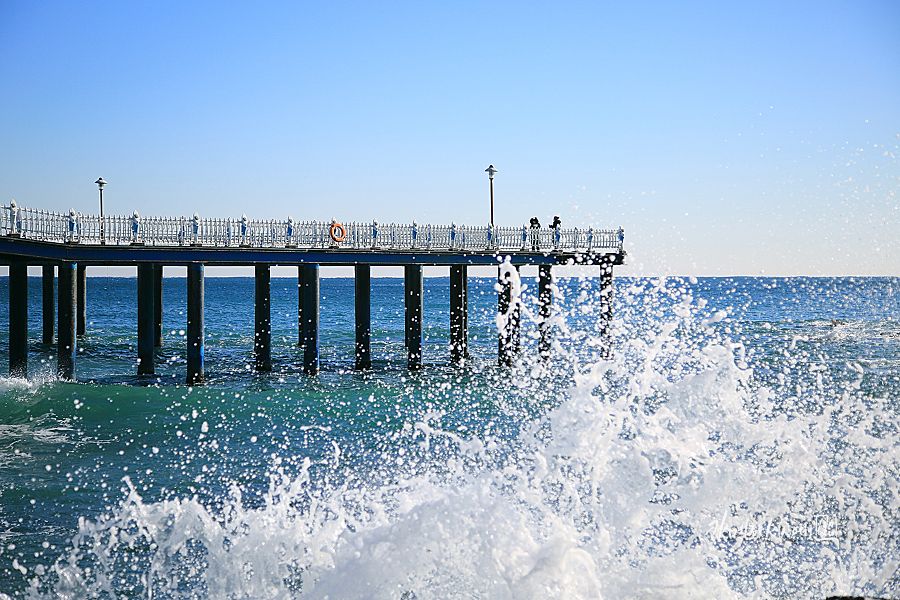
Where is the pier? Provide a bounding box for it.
[1,204,625,383]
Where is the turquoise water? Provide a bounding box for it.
[1,274,899,599]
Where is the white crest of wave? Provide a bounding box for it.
[26,277,900,599]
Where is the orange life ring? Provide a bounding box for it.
[329,221,346,243]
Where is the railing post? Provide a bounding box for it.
[191,212,200,246]
[9,201,22,237]
[131,211,141,245]
[67,209,77,243]
[287,216,296,248]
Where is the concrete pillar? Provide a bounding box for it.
[450,264,468,363]
[57,262,77,380]
[77,264,86,336]
[599,257,614,360]
[42,265,55,346]
[153,264,163,347]
[299,264,319,374]
[137,264,155,375]
[186,263,204,385]
[9,262,28,378]
[498,266,520,366]
[405,264,423,370]
[538,265,552,358]
[355,264,371,370]
[513,272,521,356]
[254,264,272,372]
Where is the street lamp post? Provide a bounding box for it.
[485,164,498,226]
[95,178,107,244]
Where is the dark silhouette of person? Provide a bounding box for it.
[529,217,540,250]
[551,215,561,229]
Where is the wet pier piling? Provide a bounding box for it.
[355,264,371,370]
[137,264,155,375]
[298,264,320,374]
[186,263,204,385]
[254,264,271,372]
[57,262,77,380]
[3,259,621,382]
[405,265,424,370]
[42,265,54,345]
[8,262,27,378]
[449,265,468,363]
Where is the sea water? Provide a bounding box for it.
[0,272,898,599]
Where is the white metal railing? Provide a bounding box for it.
[0,202,625,253]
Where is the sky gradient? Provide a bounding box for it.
[1,0,898,276]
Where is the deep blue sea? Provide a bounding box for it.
[0,273,899,599]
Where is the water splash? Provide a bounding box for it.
[18,277,900,599]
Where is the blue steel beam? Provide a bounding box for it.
[0,237,624,267]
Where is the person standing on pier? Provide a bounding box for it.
[529,217,541,251]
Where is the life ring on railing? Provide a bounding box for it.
[329,221,346,243]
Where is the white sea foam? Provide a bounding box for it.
[23,276,900,599]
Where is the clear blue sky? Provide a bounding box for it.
[1,0,898,276]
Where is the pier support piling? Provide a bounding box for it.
[355,264,371,370]
[137,264,155,375]
[153,264,163,347]
[599,257,614,360]
[77,265,86,336]
[498,266,520,366]
[450,264,468,363]
[42,265,55,345]
[299,264,320,374]
[405,265,423,370]
[186,263,204,385]
[9,262,28,378]
[57,263,77,380]
[254,264,272,372]
[538,265,552,358]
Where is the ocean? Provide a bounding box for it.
[0,273,898,599]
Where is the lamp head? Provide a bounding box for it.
[485,165,498,180]
[95,178,106,190]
